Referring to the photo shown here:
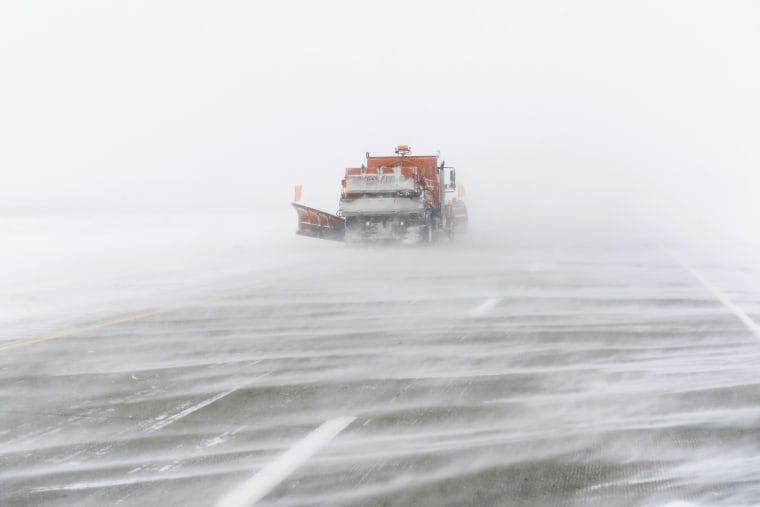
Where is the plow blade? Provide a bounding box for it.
[292,202,346,241]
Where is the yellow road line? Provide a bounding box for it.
[0,283,272,353]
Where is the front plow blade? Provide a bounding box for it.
[292,202,345,241]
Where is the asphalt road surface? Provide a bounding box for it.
[2,238,760,506]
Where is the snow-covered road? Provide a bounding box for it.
[2,214,760,506]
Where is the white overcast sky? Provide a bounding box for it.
[1,1,758,241]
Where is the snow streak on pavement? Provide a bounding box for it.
[2,240,760,506]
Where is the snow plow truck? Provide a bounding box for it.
[292,145,468,244]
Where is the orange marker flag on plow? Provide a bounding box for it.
[294,184,303,202]
[457,184,466,199]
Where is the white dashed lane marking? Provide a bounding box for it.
[214,416,356,507]
[469,297,502,318]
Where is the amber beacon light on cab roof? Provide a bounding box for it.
[292,145,468,244]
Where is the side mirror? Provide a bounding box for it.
[449,169,456,185]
